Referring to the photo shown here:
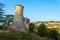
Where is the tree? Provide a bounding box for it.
[1,14,14,30]
[4,14,14,27]
[29,23,35,32]
[38,23,47,37]
[0,2,5,29]
[0,3,5,22]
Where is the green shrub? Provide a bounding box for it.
[29,23,35,32]
[38,23,47,37]
[37,23,58,40]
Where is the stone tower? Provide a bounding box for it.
[11,4,26,31]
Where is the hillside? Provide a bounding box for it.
[32,21,60,33]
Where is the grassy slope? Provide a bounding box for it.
[0,30,54,40]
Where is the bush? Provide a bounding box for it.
[37,23,58,40]
[47,29,58,40]
[0,30,40,40]
[29,23,35,32]
[38,23,47,37]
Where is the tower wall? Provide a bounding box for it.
[11,4,25,31]
[24,18,30,30]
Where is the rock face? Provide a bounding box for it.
[11,4,26,31]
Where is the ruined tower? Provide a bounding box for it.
[11,4,25,31]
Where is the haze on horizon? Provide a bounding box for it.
[1,0,60,22]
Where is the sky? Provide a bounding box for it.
[0,0,60,22]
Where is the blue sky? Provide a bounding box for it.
[1,0,60,22]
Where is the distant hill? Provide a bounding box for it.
[32,21,60,33]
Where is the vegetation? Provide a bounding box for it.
[0,2,14,30]
[0,3,5,26]
[38,23,47,37]
[0,30,55,40]
[28,23,60,40]
[37,23,59,40]
[47,29,58,40]
[0,3,5,30]
[4,14,14,27]
[0,30,40,40]
[29,23,35,32]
